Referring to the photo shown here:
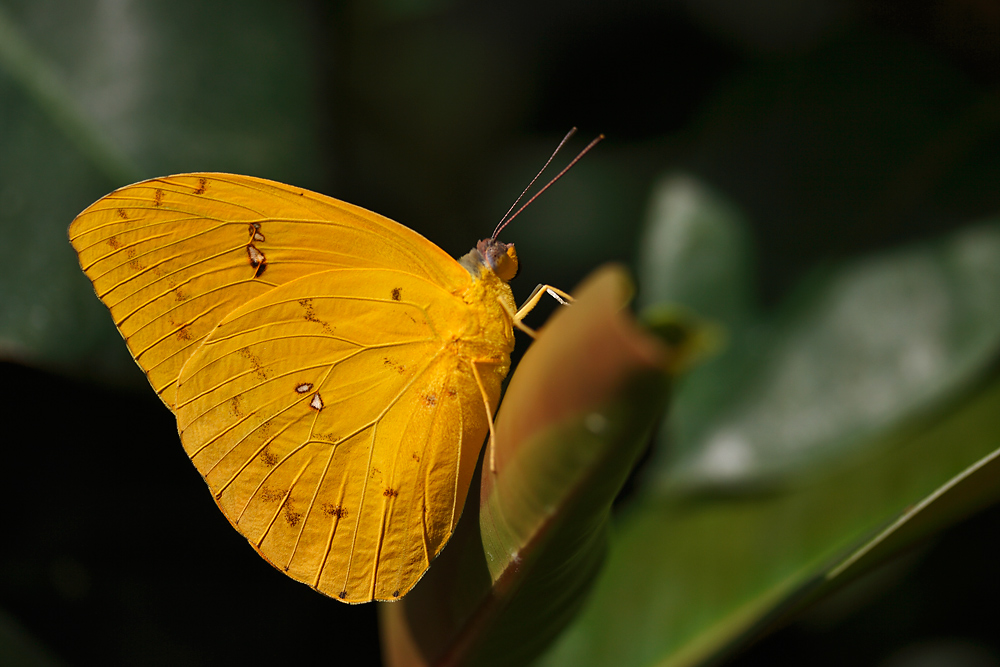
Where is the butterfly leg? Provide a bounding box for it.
[509,285,574,338]
[498,297,538,338]
[469,361,500,473]
[525,283,573,307]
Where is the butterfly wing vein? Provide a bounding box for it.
[70,173,509,603]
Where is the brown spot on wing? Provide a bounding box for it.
[283,507,302,527]
[175,325,192,341]
[193,177,207,195]
[251,420,275,447]
[116,208,128,219]
[382,357,407,374]
[238,347,269,380]
[299,298,319,322]
[383,488,398,498]
[322,503,348,519]
[422,393,437,407]
[106,236,123,250]
[259,487,284,502]
[229,395,243,417]
[124,246,143,270]
[298,298,335,335]
[260,447,279,467]
[391,287,402,301]
[154,188,164,206]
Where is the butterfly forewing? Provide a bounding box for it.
[69,173,470,408]
[174,268,494,602]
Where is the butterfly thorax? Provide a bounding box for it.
[453,241,517,369]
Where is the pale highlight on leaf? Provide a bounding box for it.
[69,173,518,603]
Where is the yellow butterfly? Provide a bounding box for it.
[68,136,597,603]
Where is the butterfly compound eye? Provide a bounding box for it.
[477,239,519,282]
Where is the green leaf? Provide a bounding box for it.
[636,174,756,327]
[635,176,760,472]
[0,1,321,376]
[0,607,65,667]
[530,178,1000,667]
[639,172,1000,487]
[536,373,1000,667]
[813,388,1000,599]
[666,219,1000,487]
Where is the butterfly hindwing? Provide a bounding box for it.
[174,268,496,602]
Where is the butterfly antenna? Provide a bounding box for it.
[492,128,579,240]
[493,133,605,239]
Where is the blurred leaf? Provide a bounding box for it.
[0,0,321,377]
[0,607,65,667]
[0,5,136,182]
[381,266,676,666]
[651,211,1000,488]
[641,28,1000,495]
[537,372,1000,667]
[636,175,760,464]
[529,175,1000,666]
[636,174,756,326]
[820,413,1000,590]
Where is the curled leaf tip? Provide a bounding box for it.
[640,302,726,375]
[493,264,669,470]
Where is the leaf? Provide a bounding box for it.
[664,219,1000,487]
[636,174,756,327]
[530,179,1000,666]
[380,265,683,666]
[0,1,321,376]
[536,372,1000,667]
[0,607,65,667]
[807,386,1000,602]
[635,176,760,469]
[641,171,1000,487]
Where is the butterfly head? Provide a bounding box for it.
[477,238,519,282]
[470,130,601,285]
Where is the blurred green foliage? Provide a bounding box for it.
[1,0,999,665]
